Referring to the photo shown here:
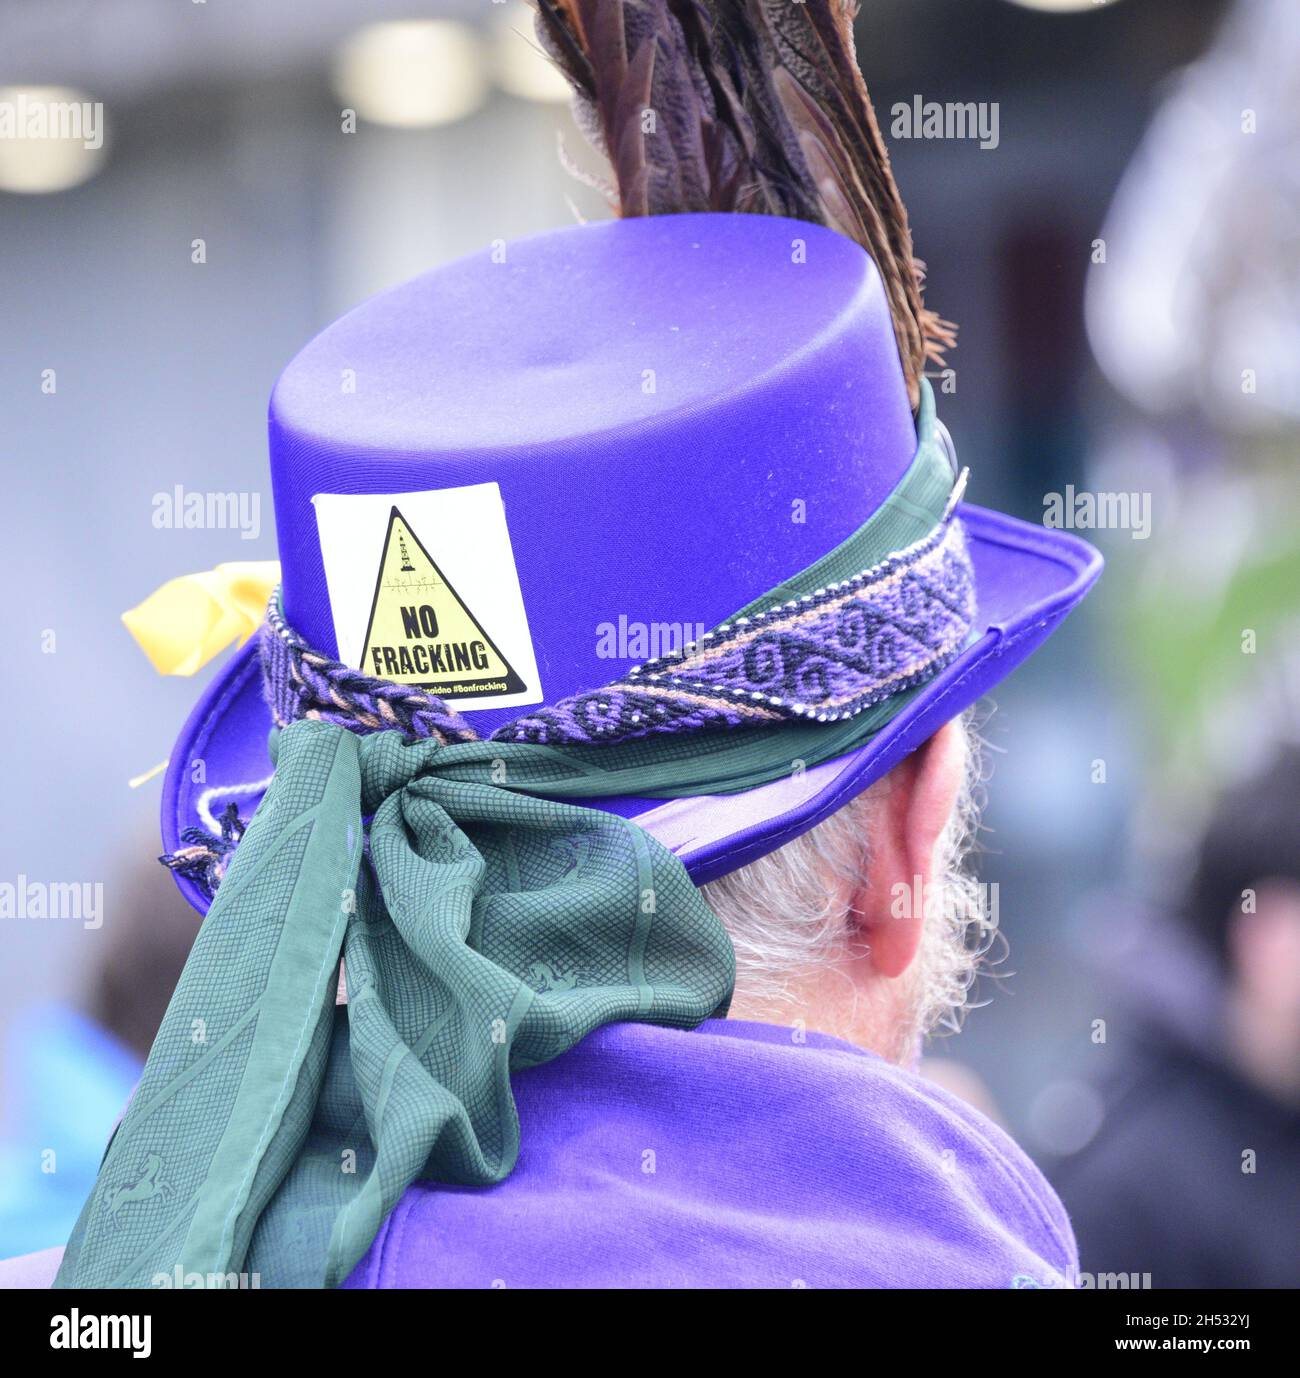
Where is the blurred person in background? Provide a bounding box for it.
[0,852,195,1258]
[1056,739,1300,1288]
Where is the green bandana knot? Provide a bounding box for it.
[56,718,733,1289]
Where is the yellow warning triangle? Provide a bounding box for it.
[359,507,525,699]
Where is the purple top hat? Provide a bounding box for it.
[163,211,1101,914]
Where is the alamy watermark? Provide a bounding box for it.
[1068,1267,1153,1290]
[152,486,261,539]
[151,1265,262,1289]
[0,876,103,929]
[890,875,999,927]
[891,97,999,151]
[49,1310,150,1357]
[596,616,706,660]
[1043,485,1151,540]
[0,91,103,149]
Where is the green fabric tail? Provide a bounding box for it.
[55,722,734,1288]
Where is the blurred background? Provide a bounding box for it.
[1,0,1296,1285]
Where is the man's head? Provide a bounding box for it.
[1181,744,1300,1105]
[703,715,992,1065]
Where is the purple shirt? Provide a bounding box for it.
[0,1018,1076,1290]
[343,1019,1077,1289]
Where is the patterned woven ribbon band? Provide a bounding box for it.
[261,485,974,753]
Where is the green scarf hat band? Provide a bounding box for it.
[57,383,972,1289]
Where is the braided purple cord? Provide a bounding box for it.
[262,598,480,744]
[160,802,247,901]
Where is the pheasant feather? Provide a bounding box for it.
[536,0,954,408]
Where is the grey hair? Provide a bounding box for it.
[700,713,995,1041]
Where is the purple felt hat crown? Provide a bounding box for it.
[163,212,1101,915]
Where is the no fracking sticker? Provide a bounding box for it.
[312,482,542,711]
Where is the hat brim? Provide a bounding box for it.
[162,504,1101,915]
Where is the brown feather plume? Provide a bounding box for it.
[535,0,954,409]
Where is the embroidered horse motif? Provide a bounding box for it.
[107,1152,174,1217]
[526,960,580,993]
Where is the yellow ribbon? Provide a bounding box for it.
[121,561,281,676]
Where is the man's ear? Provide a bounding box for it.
[853,720,967,979]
